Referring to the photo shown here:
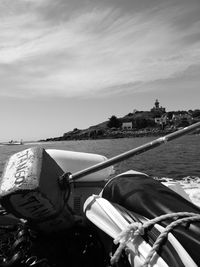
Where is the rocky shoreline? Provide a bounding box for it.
[43,127,181,142]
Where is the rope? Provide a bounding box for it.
[110,212,200,266]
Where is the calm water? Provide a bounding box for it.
[0,135,200,180]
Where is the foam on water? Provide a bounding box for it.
[156,176,200,208]
[178,177,200,207]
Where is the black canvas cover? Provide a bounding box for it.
[102,173,200,266]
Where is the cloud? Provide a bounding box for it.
[0,0,200,98]
[20,0,50,4]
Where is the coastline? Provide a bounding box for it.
[42,126,200,142]
[42,127,183,142]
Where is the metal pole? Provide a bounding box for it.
[70,121,200,182]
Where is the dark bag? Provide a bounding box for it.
[102,173,200,266]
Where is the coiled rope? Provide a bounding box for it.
[0,207,50,267]
[111,212,200,266]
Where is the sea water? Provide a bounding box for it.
[0,134,199,180]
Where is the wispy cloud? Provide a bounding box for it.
[0,0,200,98]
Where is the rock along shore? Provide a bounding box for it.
[42,127,181,142]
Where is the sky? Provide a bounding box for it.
[0,0,200,141]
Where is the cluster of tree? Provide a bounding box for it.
[132,118,156,129]
[188,109,200,118]
[107,116,122,128]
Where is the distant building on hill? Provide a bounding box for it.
[151,99,166,114]
[122,122,133,130]
[154,114,169,128]
[172,113,193,126]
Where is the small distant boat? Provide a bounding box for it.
[3,139,23,145]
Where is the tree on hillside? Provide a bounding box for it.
[192,109,200,118]
[133,117,155,129]
[107,115,122,128]
[167,112,174,120]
